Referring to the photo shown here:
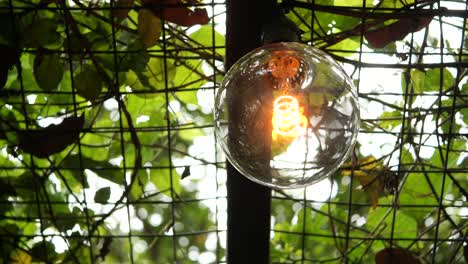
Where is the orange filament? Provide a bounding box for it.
[268,52,301,79]
[272,95,308,141]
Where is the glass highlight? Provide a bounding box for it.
[215,42,360,188]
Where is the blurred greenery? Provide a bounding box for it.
[0,0,223,262]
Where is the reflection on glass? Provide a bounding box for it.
[215,42,360,188]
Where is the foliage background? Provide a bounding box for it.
[0,0,466,263]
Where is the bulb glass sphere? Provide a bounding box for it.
[215,42,359,189]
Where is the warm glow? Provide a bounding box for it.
[268,53,301,79]
[272,95,308,141]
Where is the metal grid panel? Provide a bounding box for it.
[0,0,226,263]
[270,0,467,263]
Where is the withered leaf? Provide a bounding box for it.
[113,0,134,21]
[142,0,209,27]
[341,156,397,209]
[18,115,85,158]
[138,9,162,48]
[365,16,434,48]
[375,248,421,264]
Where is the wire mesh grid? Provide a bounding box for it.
[0,0,227,263]
[270,0,467,263]
[0,0,466,263]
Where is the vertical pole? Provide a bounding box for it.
[225,0,275,263]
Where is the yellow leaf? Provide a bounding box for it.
[10,250,32,264]
[340,156,388,209]
[138,9,162,48]
[359,156,380,170]
[367,188,380,209]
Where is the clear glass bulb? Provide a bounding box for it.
[215,42,360,189]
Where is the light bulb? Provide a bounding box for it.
[215,42,359,189]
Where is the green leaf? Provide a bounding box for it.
[148,57,176,88]
[0,105,20,144]
[126,94,166,126]
[61,154,122,185]
[399,173,435,220]
[33,53,64,91]
[286,8,312,36]
[366,207,417,247]
[75,68,103,101]
[409,69,425,93]
[64,33,85,57]
[328,36,360,58]
[0,179,17,197]
[18,115,85,158]
[314,10,359,39]
[438,101,461,135]
[334,0,373,7]
[150,167,181,195]
[97,237,113,261]
[429,140,463,169]
[9,249,32,264]
[378,0,415,8]
[181,166,190,179]
[0,44,19,89]
[79,132,112,161]
[173,55,206,89]
[0,13,17,45]
[460,83,468,124]
[410,68,454,93]
[464,244,468,263]
[189,25,225,54]
[126,57,176,92]
[94,187,111,204]
[61,155,90,188]
[461,107,468,124]
[30,241,56,262]
[55,213,77,231]
[0,223,19,261]
[138,9,162,48]
[118,40,150,72]
[22,19,61,48]
[378,110,402,130]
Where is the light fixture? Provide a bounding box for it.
[215,42,359,189]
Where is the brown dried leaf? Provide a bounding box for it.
[341,156,394,209]
[142,0,209,27]
[365,16,434,48]
[18,115,84,158]
[375,248,421,264]
[114,0,134,21]
[138,9,162,48]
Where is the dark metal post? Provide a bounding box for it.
[225,0,276,263]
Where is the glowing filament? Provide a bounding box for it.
[272,95,308,141]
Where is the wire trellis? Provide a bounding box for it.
[270,0,467,263]
[0,0,227,263]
